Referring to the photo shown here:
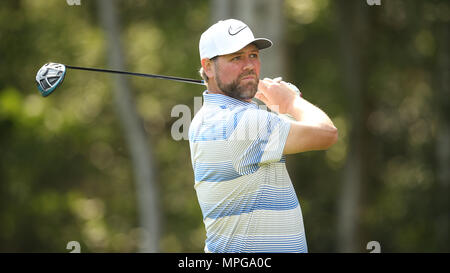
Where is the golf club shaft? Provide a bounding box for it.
[65,65,205,85]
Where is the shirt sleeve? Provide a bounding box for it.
[228,108,291,175]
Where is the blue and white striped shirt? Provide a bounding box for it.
[189,91,307,253]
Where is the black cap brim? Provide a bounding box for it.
[252,38,273,50]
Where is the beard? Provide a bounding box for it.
[216,70,259,101]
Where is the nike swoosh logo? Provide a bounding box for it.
[228,25,247,36]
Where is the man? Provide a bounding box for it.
[189,19,338,253]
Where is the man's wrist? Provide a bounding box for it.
[286,96,304,120]
[286,82,302,97]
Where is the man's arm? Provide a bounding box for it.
[256,78,338,154]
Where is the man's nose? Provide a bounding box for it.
[242,57,255,71]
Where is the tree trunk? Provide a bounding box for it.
[435,20,449,251]
[97,0,160,252]
[335,0,368,252]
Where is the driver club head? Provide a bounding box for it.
[36,63,66,97]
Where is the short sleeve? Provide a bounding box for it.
[228,108,291,175]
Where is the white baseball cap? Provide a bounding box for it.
[199,19,272,60]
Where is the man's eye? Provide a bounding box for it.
[232,56,241,61]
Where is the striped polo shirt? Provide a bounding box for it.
[188,91,307,253]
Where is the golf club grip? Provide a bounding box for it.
[65,65,205,85]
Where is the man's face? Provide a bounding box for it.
[213,44,260,101]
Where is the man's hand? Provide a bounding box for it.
[256,78,299,114]
[256,77,338,154]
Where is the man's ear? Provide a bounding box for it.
[201,58,215,79]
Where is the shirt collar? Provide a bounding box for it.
[202,90,258,108]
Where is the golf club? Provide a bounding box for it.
[35,62,205,97]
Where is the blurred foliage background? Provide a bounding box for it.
[0,0,448,252]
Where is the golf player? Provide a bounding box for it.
[189,19,338,253]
